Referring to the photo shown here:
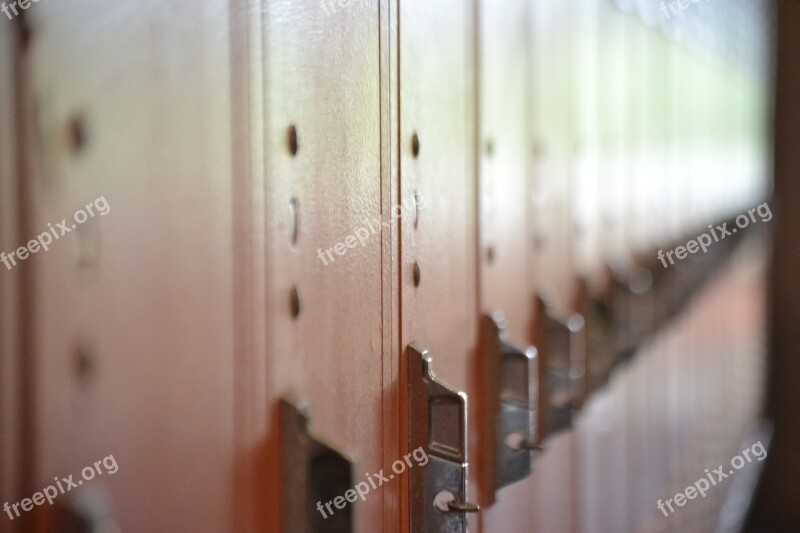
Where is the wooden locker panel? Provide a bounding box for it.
[0,19,22,532]
[530,0,577,316]
[261,1,388,532]
[398,0,478,530]
[570,0,603,288]
[21,1,241,530]
[528,2,580,532]
[476,0,533,531]
[620,14,652,533]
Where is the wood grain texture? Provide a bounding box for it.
[261,1,386,531]
[0,17,22,533]
[398,0,479,530]
[528,2,580,531]
[22,1,239,530]
[476,0,534,530]
[0,2,772,532]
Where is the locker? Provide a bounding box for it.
[476,0,535,531]
[16,2,242,530]
[398,0,478,531]
[0,1,777,532]
[261,1,388,532]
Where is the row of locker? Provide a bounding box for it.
[0,0,770,531]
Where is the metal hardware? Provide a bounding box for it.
[280,396,353,533]
[53,486,120,533]
[533,296,585,441]
[408,344,479,532]
[578,274,623,393]
[580,263,654,391]
[480,314,538,504]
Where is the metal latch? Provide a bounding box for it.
[578,277,619,393]
[533,295,585,441]
[408,344,479,532]
[53,486,120,533]
[280,396,354,533]
[479,313,538,504]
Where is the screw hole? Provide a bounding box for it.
[67,114,87,157]
[412,262,421,287]
[290,286,301,319]
[287,125,299,156]
[486,246,495,264]
[75,344,96,385]
[411,132,420,158]
[485,139,495,156]
[19,19,33,50]
[532,140,544,160]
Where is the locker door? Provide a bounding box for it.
[572,2,632,531]
[19,1,243,531]
[529,2,581,532]
[398,0,478,530]
[476,0,534,531]
[261,1,390,532]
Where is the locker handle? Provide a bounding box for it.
[407,344,479,533]
[533,295,585,442]
[479,313,538,505]
[279,396,354,533]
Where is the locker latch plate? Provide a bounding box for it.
[480,313,538,504]
[534,295,585,441]
[280,396,354,533]
[408,344,479,532]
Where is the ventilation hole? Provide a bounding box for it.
[75,344,96,384]
[411,132,420,158]
[289,197,299,245]
[287,125,299,156]
[67,114,87,156]
[290,286,301,319]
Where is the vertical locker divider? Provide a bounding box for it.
[232,0,266,530]
[379,0,403,530]
[0,19,21,533]
[570,1,606,531]
[650,30,671,530]
[623,12,648,533]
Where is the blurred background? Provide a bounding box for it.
[0,0,797,531]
